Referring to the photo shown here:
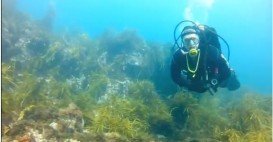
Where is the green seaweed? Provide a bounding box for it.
[222,93,272,141]
[2,62,17,89]
[89,94,150,140]
[128,81,173,136]
[86,72,109,99]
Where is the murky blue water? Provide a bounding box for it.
[17,0,272,94]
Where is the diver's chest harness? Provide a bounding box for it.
[184,48,219,91]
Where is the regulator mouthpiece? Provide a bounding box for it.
[189,48,199,57]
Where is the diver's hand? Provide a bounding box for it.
[227,70,240,90]
[188,81,207,93]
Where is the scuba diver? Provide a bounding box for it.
[170,20,240,94]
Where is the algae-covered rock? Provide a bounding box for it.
[57,103,84,133]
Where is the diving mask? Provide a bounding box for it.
[182,33,200,57]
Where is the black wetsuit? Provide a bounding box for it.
[170,27,240,93]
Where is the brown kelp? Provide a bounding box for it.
[168,91,272,141]
[90,94,150,139]
[219,93,272,141]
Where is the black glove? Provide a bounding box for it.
[188,81,207,93]
[227,70,240,90]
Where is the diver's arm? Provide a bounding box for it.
[171,61,206,92]
[218,54,231,81]
[170,60,189,87]
[170,51,190,87]
[218,54,240,90]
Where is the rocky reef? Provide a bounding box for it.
[2,0,272,141]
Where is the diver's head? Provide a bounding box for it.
[181,26,200,57]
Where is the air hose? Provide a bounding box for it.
[172,20,230,61]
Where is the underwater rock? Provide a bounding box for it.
[59,103,83,117]
[17,128,58,142]
[16,134,32,142]
[104,78,131,97]
[182,137,221,142]
[21,105,58,122]
[2,9,49,62]
[58,103,84,133]
[120,51,146,78]
[99,30,145,59]
[27,128,45,142]
[156,134,167,140]
[2,120,53,142]
[102,132,128,142]
[63,139,80,142]
[5,120,33,136]
[49,122,58,130]
[66,74,87,91]
[95,29,158,79]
